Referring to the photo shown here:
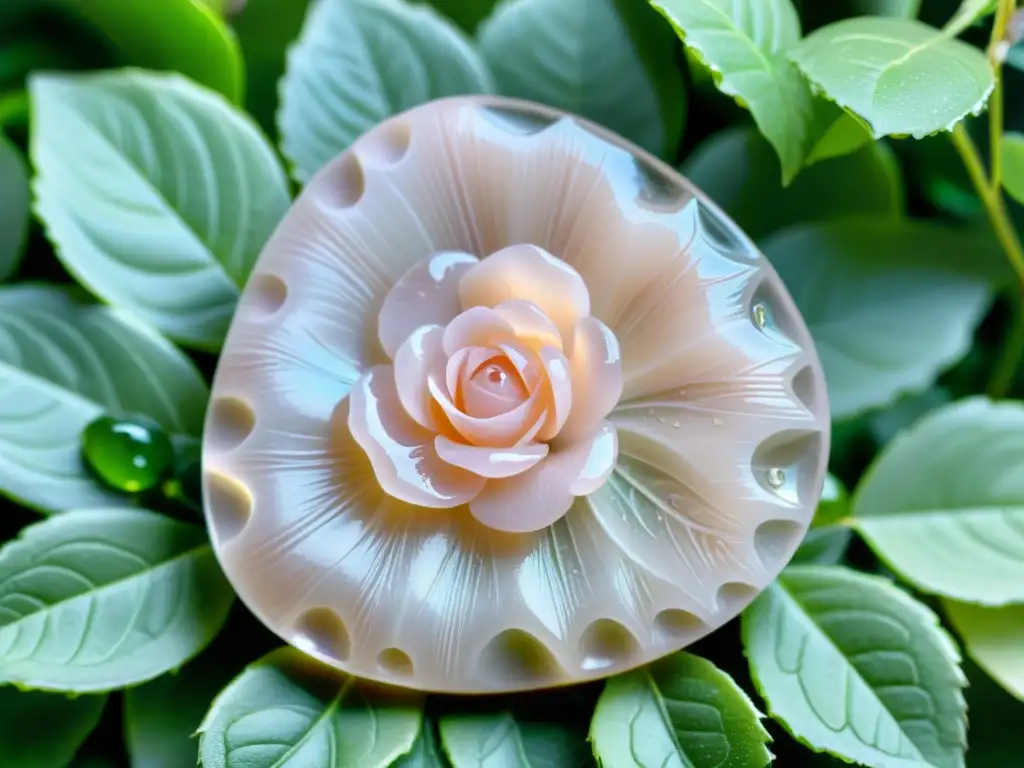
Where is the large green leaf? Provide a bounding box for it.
[650,0,815,184]
[54,0,243,102]
[394,721,446,767]
[479,0,685,159]
[866,387,953,448]
[944,601,1024,701]
[232,0,313,136]
[0,134,28,282]
[790,17,994,138]
[31,69,290,349]
[0,508,233,691]
[199,647,423,768]
[125,651,242,768]
[743,565,966,768]
[279,0,493,182]
[0,286,209,513]
[791,527,852,565]
[852,398,1024,605]
[440,709,590,767]
[590,652,771,768]
[760,219,996,419]
[682,126,901,241]
[0,688,106,767]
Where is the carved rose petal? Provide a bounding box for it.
[348,365,485,508]
[428,375,545,448]
[378,251,480,360]
[442,306,516,357]
[434,436,549,479]
[492,299,563,350]
[393,325,448,431]
[557,316,624,447]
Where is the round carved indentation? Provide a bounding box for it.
[579,619,640,672]
[292,607,351,663]
[715,582,760,615]
[478,629,563,688]
[322,153,365,208]
[653,609,706,646]
[791,364,824,416]
[378,647,414,676]
[248,274,288,316]
[204,471,253,545]
[358,119,411,167]
[206,397,256,452]
[752,429,826,505]
[754,518,805,572]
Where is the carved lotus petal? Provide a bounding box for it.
[202,97,830,693]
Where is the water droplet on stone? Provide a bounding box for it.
[766,467,786,489]
[752,302,768,329]
[713,417,723,427]
[82,415,174,493]
[671,420,680,428]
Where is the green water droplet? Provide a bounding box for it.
[82,416,174,493]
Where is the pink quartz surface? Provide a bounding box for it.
[202,96,830,693]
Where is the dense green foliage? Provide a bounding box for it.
[1,0,1023,765]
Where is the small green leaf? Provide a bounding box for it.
[233,0,313,137]
[125,650,243,768]
[0,508,234,691]
[279,0,493,182]
[31,69,290,349]
[791,527,852,565]
[944,0,999,36]
[479,0,685,159]
[1001,132,1024,205]
[0,133,28,282]
[804,101,873,166]
[0,688,106,768]
[944,600,1024,701]
[650,0,815,184]
[760,219,996,419]
[852,398,1024,605]
[395,721,447,767]
[790,17,994,139]
[51,0,243,102]
[683,126,901,241]
[743,565,966,768]
[440,709,589,767]
[590,652,772,768]
[199,647,423,768]
[0,285,209,513]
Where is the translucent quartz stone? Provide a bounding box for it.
[82,415,173,493]
[202,96,830,693]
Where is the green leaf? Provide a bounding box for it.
[279,0,493,183]
[1001,132,1024,205]
[790,17,994,139]
[866,387,953,448]
[199,647,423,768]
[650,0,815,184]
[395,721,446,767]
[791,527,852,565]
[944,600,1024,701]
[742,565,966,768]
[125,651,242,768]
[590,652,772,768]
[233,0,313,137]
[852,397,1024,605]
[479,0,685,160]
[53,0,244,102]
[804,103,874,166]
[944,0,998,36]
[0,508,233,691]
[682,126,902,241]
[31,69,290,349]
[0,688,106,767]
[760,219,996,419]
[0,134,28,282]
[440,709,590,767]
[0,285,209,513]
[814,475,848,527]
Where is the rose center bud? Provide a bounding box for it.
[461,356,529,419]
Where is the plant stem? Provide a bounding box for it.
[951,124,1024,285]
[990,295,1024,397]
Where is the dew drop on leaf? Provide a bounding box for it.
[81,416,174,493]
